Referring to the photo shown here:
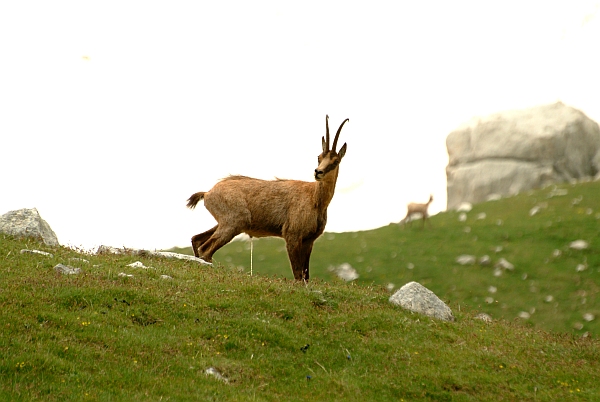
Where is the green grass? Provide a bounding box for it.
[190,180,600,337]
[1,181,600,400]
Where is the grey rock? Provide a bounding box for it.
[205,367,229,383]
[329,262,359,281]
[96,246,212,265]
[389,281,454,321]
[456,255,476,265]
[495,258,515,271]
[475,313,493,322]
[0,208,59,246]
[569,240,589,250]
[478,255,491,266]
[151,251,212,265]
[446,102,600,210]
[20,249,54,258]
[54,264,81,275]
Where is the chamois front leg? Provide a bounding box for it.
[285,238,314,281]
[191,225,217,258]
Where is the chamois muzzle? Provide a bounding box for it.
[314,169,324,180]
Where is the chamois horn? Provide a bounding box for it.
[332,118,349,152]
[322,115,330,152]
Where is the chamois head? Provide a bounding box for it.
[315,115,348,181]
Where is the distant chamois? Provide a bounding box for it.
[186,115,349,281]
[401,195,433,227]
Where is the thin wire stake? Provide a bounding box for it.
[250,236,253,276]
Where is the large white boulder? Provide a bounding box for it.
[0,208,59,246]
[446,102,600,210]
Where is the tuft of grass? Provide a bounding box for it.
[202,180,600,337]
[2,227,599,400]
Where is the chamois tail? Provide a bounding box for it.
[186,192,206,209]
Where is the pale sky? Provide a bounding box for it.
[1,1,599,251]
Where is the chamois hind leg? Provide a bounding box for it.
[191,226,217,258]
[198,226,239,262]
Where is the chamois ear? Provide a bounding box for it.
[322,136,327,153]
[338,143,347,159]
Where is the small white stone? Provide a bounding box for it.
[333,263,359,281]
[20,249,53,257]
[518,311,530,319]
[544,295,554,303]
[548,188,568,197]
[569,240,589,250]
[458,213,467,222]
[475,313,493,322]
[583,313,595,322]
[456,202,472,212]
[54,264,81,275]
[118,272,134,278]
[456,255,476,265]
[495,258,514,271]
[127,261,151,269]
[205,367,229,383]
[488,286,497,294]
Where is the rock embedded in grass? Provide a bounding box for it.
[205,367,229,383]
[475,313,493,322]
[389,281,454,322]
[456,202,472,212]
[456,255,476,265]
[20,249,53,258]
[479,255,491,265]
[329,263,359,281]
[54,264,81,275]
[127,261,152,269]
[569,240,589,250]
[495,258,514,271]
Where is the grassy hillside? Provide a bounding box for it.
[1,235,599,401]
[176,180,600,337]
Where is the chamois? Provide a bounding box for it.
[402,195,433,227]
[186,115,348,281]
